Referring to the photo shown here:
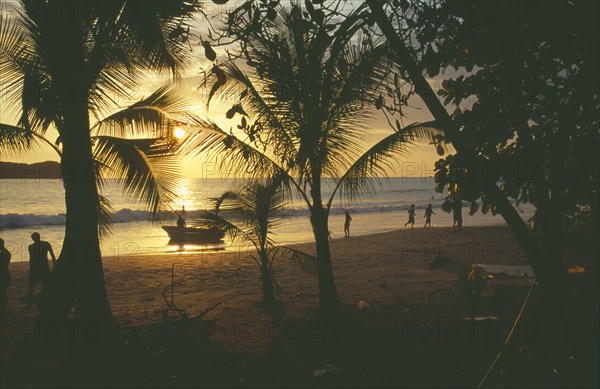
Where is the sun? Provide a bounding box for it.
[173,128,186,139]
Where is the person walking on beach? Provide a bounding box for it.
[0,238,11,315]
[344,210,352,237]
[27,232,56,306]
[452,197,463,231]
[424,204,436,227]
[405,204,416,229]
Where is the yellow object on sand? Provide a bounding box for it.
[567,266,586,274]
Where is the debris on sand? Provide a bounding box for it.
[428,255,454,269]
[568,266,586,274]
[312,363,346,379]
[356,300,372,311]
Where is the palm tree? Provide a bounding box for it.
[184,6,439,315]
[0,1,199,323]
[198,178,289,305]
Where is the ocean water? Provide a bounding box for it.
[0,177,534,262]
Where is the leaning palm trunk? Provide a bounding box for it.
[368,1,564,295]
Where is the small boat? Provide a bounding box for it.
[162,226,225,243]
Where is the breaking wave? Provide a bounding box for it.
[0,199,446,229]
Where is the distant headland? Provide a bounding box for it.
[0,161,62,179]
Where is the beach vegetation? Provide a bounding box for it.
[184,4,439,315]
[196,177,290,306]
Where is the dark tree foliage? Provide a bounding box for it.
[409,0,599,265]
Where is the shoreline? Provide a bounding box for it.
[1,215,529,262]
[5,224,527,268]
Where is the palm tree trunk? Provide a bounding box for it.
[311,206,342,315]
[259,251,276,305]
[38,16,113,322]
[41,94,112,324]
[368,1,564,293]
[309,165,342,315]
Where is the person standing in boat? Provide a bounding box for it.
[177,214,186,233]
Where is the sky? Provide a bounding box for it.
[0,0,454,179]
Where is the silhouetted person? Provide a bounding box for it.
[27,232,56,306]
[344,210,352,237]
[452,197,463,231]
[424,204,436,227]
[0,238,11,315]
[177,214,186,233]
[404,204,416,229]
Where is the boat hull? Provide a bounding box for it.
[162,226,225,243]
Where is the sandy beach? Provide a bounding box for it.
[3,226,535,332]
[1,225,597,388]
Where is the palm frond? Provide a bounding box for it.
[181,115,289,181]
[193,210,259,252]
[0,11,57,135]
[318,42,392,178]
[328,122,442,209]
[211,180,287,249]
[98,194,114,241]
[211,62,300,167]
[81,2,197,117]
[92,135,180,217]
[118,1,200,76]
[0,123,59,157]
[272,246,318,277]
[88,59,141,121]
[211,5,397,186]
[0,11,39,114]
[19,68,61,135]
[92,83,190,138]
[243,180,287,246]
